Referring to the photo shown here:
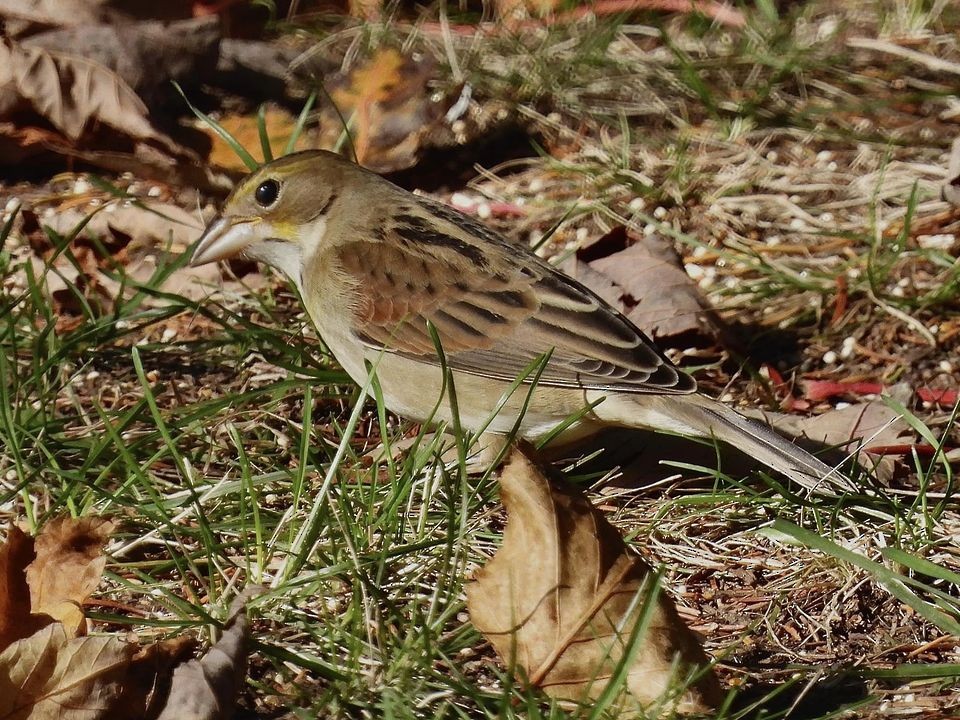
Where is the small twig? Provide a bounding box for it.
[847,37,960,77]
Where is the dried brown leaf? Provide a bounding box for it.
[754,400,912,482]
[0,0,111,28]
[466,449,720,714]
[26,517,115,638]
[155,590,256,720]
[0,525,48,651]
[327,48,441,172]
[0,623,136,720]
[0,39,170,144]
[566,226,718,346]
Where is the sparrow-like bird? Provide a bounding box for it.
[192,150,847,492]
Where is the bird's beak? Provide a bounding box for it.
[190,216,258,266]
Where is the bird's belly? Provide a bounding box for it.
[330,340,602,443]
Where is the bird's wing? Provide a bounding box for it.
[335,198,695,395]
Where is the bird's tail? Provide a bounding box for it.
[601,393,854,494]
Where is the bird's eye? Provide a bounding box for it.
[255,179,281,207]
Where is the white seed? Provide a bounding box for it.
[917,233,955,250]
[147,186,162,198]
[4,198,20,213]
[528,178,544,193]
[476,202,491,220]
[939,360,953,373]
[160,327,176,343]
[575,227,589,242]
[653,206,667,219]
[686,264,705,280]
[628,197,645,212]
[822,350,838,364]
[450,192,471,209]
[840,336,856,359]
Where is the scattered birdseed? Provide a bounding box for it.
[939,360,953,373]
[476,202,491,220]
[653,206,667,219]
[160,327,177,343]
[840,337,856,359]
[917,233,955,250]
[823,350,838,364]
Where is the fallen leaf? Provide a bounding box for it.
[467,449,720,714]
[205,108,312,173]
[21,17,220,108]
[0,623,135,720]
[0,39,231,193]
[564,226,720,347]
[0,38,171,144]
[26,517,115,637]
[756,401,913,482]
[0,0,112,29]
[327,48,442,172]
[156,589,257,720]
[0,525,48,651]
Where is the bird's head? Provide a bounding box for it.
[190,150,353,287]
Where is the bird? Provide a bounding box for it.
[191,149,849,493]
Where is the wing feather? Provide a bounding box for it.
[337,198,696,395]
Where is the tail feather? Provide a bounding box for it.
[601,393,854,494]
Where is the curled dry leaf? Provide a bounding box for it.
[0,623,135,720]
[563,226,720,348]
[0,525,47,650]
[26,517,115,638]
[0,38,171,144]
[466,449,720,714]
[326,48,443,173]
[0,38,231,192]
[750,400,913,482]
[156,588,258,720]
